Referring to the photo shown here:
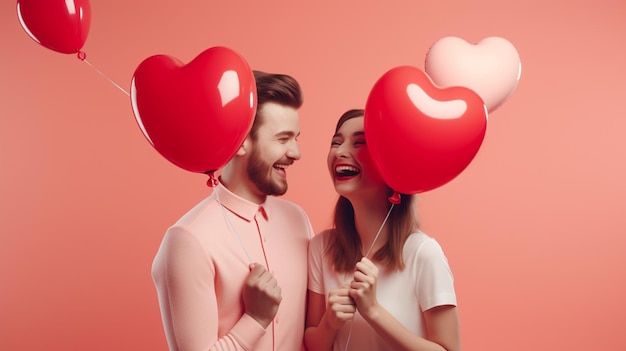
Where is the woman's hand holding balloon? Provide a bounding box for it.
[349,257,380,320]
[325,285,356,330]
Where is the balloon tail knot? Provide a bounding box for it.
[206,171,219,187]
[388,192,401,204]
[77,51,87,61]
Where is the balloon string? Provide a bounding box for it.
[215,188,252,265]
[342,202,395,351]
[80,55,130,97]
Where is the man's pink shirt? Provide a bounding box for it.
[152,183,313,350]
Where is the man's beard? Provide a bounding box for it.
[247,148,288,196]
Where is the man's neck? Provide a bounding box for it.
[219,176,266,204]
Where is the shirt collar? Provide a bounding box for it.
[214,182,269,221]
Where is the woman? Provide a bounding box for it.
[305,109,460,351]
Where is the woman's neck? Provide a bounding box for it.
[349,192,393,257]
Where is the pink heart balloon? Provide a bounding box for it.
[131,46,257,174]
[425,36,521,113]
[365,66,488,194]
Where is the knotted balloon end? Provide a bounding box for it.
[77,51,87,61]
[205,171,219,187]
[388,192,401,204]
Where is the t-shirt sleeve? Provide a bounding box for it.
[307,232,326,295]
[295,204,315,240]
[414,238,457,311]
[152,226,265,351]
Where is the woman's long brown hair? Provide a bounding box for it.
[325,109,419,273]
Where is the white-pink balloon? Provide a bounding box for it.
[425,36,522,113]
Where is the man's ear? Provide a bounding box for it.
[236,137,251,156]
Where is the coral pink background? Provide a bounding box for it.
[1,1,625,350]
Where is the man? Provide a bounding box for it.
[152,71,313,351]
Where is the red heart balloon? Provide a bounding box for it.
[131,46,257,174]
[17,0,91,54]
[364,66,488,194]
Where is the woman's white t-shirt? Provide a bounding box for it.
[308,230,457,351]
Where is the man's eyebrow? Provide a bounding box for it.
[275,130,300,138]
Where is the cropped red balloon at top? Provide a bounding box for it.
[131,47,257,175]
[17,0,91,54]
